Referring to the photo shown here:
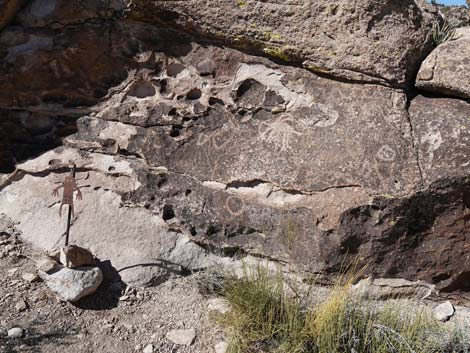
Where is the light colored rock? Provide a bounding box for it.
[21,272,39,283]
[59,245,94,268]
[143,344,154,353]
[351,277,437,300]
[0,148,216,287]
[7,327,23,338]
[15,299,27,312]
[165,328,196,346]
[7,267,18,277]
[416,27,470,99]
[434,301,455,322]
[214,341,228,353]
[35,256,59,273]
[40,266,103,302]
[207,298,231,314]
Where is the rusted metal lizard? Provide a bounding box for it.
[52,171,82,218]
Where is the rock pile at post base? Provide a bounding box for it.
[0,0,470,299]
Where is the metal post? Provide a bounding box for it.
[65,164,76,246]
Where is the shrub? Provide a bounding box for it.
[216,264,470,353]
[432,20,458,46]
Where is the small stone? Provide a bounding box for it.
[4,244,15,252]
[434,300,455,322]
[40,266,103,302]
[59,245,95,268]
[7,327,23,338]
[22,272,39,283]
[7,267,18,277]
[215,341,228,353]
[143,344,154,353]
[207,298,231,314]
[166,328,196,346]
[36,257,59,273]
[15,299,27,312]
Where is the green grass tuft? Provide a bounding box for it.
[216,264,470,353]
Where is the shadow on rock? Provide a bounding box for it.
[72,259,123,311]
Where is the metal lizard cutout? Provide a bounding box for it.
[52,174,82,217]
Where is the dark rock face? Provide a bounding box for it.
[146,0,437,87]
[0,110,77,172]
[0,0,470,297]
[0,0,27,30]
[331,176,470,293]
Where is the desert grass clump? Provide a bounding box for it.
[432,20,458,46]
[217,264,469,353]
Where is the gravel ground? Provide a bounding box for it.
[0,232,227,353]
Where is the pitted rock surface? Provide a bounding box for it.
[146,0,436,87]
[0,0,470,297]
[416,27,470,100]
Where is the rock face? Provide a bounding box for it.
[0,0,470,298]
[147,0,436,87]
[40,265,103,302]
[0,0,27,30]
[416,27,470,99]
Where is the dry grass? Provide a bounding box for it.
[215,264,470,353]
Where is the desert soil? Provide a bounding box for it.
[0,232,226,353]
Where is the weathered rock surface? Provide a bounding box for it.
[59,245,95,269]
[434,300,455,321]
[40,265,103,302]
[165,328,196,346]
[7,327,23,339]
[351,277,437,300]
[0,149,217,287]
[410,95,470,185]
[416,27,470,99]
[147,0,436,87]
[0,0,470,298]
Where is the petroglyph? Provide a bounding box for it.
[258,115,302,152]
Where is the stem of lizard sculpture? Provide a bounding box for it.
[65,164,76,247]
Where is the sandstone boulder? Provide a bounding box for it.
[416,27,470,99]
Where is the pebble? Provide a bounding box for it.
[7,327,23,339]
[166,328,196,346]
[15,299,27,312]
[22,272,39,283]
[7,268,18,277]
[207,298,231,314]
[215,341,228,353]
[143,344,154,353]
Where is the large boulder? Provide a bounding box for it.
[0,148,217,287]
[144,0,436,87]
[416,27,470,100]
[0,0,469,298]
